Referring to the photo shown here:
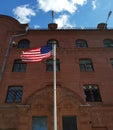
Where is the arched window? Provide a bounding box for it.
[76,39,88,48]
[47,39,59,48]
[103,39,113,47]
[17,39,30,48]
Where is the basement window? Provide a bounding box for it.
[5,86,23,103]
[83,84,102,102]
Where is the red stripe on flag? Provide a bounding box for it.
[20,46,52,63]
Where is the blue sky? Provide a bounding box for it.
[0,0,113,29]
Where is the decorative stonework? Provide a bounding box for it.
[25,85,84,111]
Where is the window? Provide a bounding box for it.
[76,39,88,48]
[12,59,26,72]
[47,39,59,48]
[79,59,94,72]
[103,39,113,47]
[110,58,113,67]
[17,39,30,48]
[6,86,23,103]
[46,59,60,71]
[32,116,47,130]
[62,116,78,130]
[83,85,102,102]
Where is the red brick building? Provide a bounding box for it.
[0,15,113,130]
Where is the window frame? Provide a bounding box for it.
[83,84,102,102]
[32,116,47,130]
[12,59,27,72]
[47,39,59,48]
[79,59,94,72]
[62,116,78,130]
[5,86,23,103]
[46,59,60,71]
[76,39,88,48]
[103,39,113,48]
[17,39,30,48]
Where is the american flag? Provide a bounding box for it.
[20,45,52,62]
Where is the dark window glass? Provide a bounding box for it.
[46,59,60,71]
[79,59,94,72]
[62,116,78,130]
[83,85,102,102]
[6,86,23,103]
[103,39,113,47]
[17,39,30,48]
[12,59,26,72]
[84,88,92,101]
[32,116,47,130]
[76,39,88,48]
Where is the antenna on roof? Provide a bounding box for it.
[97,11,112,29]
[106,11,112,24]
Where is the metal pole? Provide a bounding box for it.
[53,43,57,130]
[0,37,12,81]
[0,29,29,81]
[106,11,112,24]
[104,11,112,29]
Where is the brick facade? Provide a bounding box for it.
[0,15,113,130]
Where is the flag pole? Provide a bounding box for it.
[53,42,57,130]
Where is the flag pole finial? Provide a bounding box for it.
[52,10,54,23]
[48,11,57,30]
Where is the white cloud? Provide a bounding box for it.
[92,0,97,10]
[13,4,36,23]
[34,25,40,29]
[37,0,87,13]
[54,14,75,28]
